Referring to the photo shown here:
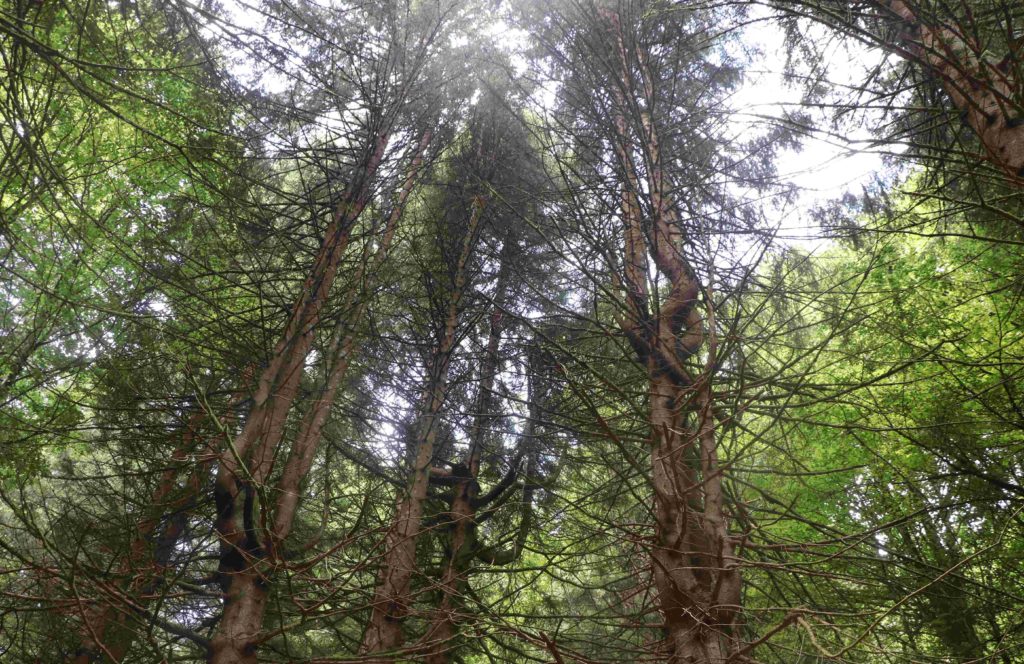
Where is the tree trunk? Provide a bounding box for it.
[602,9,741,661]
[274,129,432,549]
[421,239,512,663]
[886,0,1024,182]
[69,376,250,664]
[208,128,389,664]
[205,131,430,664]
[360,197,486,658]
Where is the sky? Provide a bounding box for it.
[728,9,905,249]
[203,0,899,253]
[185,0,910,462]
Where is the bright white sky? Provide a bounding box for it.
[735,16,893,190]
[728,9,905,250]
[207,0,898,252]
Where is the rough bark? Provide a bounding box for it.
[885,0,1024,182]
[360,196,486,658]
[207,131,432,664]
[602,9,741,662]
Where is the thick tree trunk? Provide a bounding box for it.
[208,129,389,664]
[602,9,741,661]
[646,377,740,663]
[207,129,440,664]
[360,197,486,658]
[886,0,1024,181]
[210,128,389,586]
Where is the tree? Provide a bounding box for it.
[5,0,1024,662]
[360,84,550,659]
[517,0,790,659]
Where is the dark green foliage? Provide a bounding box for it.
[3,0,1024,662]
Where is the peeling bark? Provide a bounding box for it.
[885,0,1024,182]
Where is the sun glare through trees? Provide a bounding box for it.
[2,0,1024,662]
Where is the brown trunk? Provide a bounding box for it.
[422,400,543,664]
[419,475,473,664]
[70,435,207,663]
[886,0,1024,182]
[360,197,486,658]
[275,129,431,548]
[207,131,432,664]
[208,129,388,664]
[421,240,513,663]
[205,132,431,664]
[210,129,389,604]
[69,376,250,663]
[602,9,740,662]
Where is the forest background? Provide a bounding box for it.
[2,0,1024,662]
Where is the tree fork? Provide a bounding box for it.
[207,131,432,664]
[360,195,488,657]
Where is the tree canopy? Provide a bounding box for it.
[2,0,1024,662]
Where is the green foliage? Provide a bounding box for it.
[3,0,1024,662]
